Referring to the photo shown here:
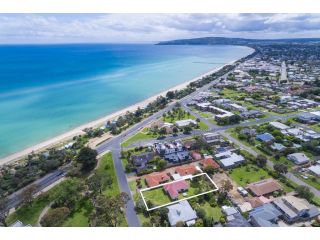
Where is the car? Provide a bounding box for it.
[237,187,248,196]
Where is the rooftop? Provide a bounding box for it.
[166,200,197,226]
[247,178,282,196]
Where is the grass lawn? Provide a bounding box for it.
[229,164,271,187]
[198,121,209,130]
[209,118,218,125]
[199,202,223,221]
[96,152,121,197]
[162,110,196,123]
[142,187,172,207]
[271,156,294,169]
[121,132,155,147]
[312,196,320,206]
[198,111,213,118]
[296,174,320,191]
[309,124,320,132]
[62,206,90,227]
[222,89,247,100]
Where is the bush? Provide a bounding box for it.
[40,207,70,227]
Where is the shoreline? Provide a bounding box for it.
[0,59,238,165]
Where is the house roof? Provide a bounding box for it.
[287,153,310,164]
[256,133,274,142]
[248,196,272,208]
[269,121,290,130]
[167,200,197,226]
[249,203,282,227]
[219,153,245,168]
[308,165,320,176]
[199,158,220,169]
[164,180,189,199]
[191,151,202,160]
[145,172,170,187]
[175,165,198,176]
[247,178,282,196]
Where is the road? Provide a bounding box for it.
[4,167,67,212]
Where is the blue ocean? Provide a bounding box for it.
[0,44,253,157]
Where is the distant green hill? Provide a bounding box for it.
[157,37,320,46]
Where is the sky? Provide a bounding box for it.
[1,13,320,44]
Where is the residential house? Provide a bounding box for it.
[270,143,287,152]
[247,178,282,197]
[308,165,320,177]
[199,158,220,170]
[241,110,263,119]
[202,132,222,144]
[249,203,282,227]
[215,151,245,169]
[166,200,198,226]
[273,196,320,223]
[175,165,198,177]
[269,121,290,130]
[175,119,197,128]
[222,206,251,227]
[145,172,170,187]
[164,180,189,200]
[130,152,155,173]
[256,133,275,143]
[287,153,310,165]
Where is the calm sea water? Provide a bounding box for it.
[0,44,253,157]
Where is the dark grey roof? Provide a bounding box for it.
[249,203,282,227]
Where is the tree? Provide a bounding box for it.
[40,207,71,227]
[156,159,167,171]
[256,154,267,167]
[166,91,175,100]
[20,184,38,207]
[53,178,83,210]
[221,180,233,192]
[196,208,206,220]
[273,163,288,174]
[90,192,129,227]
[183,125,192,134]
[172,126,179,134]
[86,172,112,197]
[296,186,314,202]
[0,197,8,227]
[77,147,98,172]
[204,165,216,174]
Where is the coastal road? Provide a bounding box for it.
[3,167,67,213]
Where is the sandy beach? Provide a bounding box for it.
[0,61,235,165]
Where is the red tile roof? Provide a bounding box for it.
[247,178,282,196]
[199,158,220,169]
[163,180,189,199]
[145,172,170,187]
[175,165,198,176]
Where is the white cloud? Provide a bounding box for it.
[0,13,320,43]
